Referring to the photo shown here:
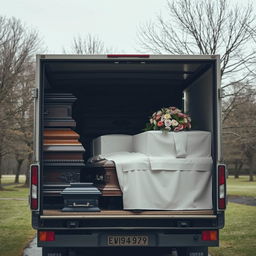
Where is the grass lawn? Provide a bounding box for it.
[209,202,256,256]
[1,175,26,184]
[0,184,35,256]
[227,175,256,197]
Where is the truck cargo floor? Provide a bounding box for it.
[42,209,215,219]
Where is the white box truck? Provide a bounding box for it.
[30,54,227,256]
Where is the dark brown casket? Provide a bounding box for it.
[43,159,85,184]
[81,161,122,197]
[44,93,77,128]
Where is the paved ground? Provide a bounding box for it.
[228,195,256,206]
[23,237,41,256]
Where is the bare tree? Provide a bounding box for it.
[138,0,256,88]
[222,83,256,181]
[0,16,39,189]
[70,34,111,54]
[138,0,256,180]
[12,62,34,185]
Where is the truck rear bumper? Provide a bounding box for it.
[33,211,225,231]
[38,230,219,248]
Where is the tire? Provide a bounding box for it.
[42,247,69,256]
[176,247,208,256]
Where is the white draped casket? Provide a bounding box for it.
[92,131,213,210]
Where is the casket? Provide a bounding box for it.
[44,93,77,128]
[133,130,211,157]
[43,128,86,160]
[92,134,133,155]
[91,131,213,210]
[81,160,122,197]
[43,129,81,145]
[43,159,85,184]
[61,183,101,212]
[43,145,85,160]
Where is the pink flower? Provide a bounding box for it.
[157,121,164,127]
[174,124,184,131]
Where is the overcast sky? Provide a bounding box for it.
[1,0,254,54]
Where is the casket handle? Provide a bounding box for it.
[69,202,92,208]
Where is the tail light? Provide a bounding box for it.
[39,231,55,241]
[202,230,218,241]
[30,164,39,210]
[218,165,226,210]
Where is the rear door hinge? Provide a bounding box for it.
[218,88,225,98]
[32,88,38,99]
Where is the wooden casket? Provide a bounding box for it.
[43,129,85,161]
[81,160,122,197]
[81,160,123,210]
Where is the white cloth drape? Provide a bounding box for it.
[93,131,213,210]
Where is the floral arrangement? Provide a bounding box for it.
[145,106,191,132]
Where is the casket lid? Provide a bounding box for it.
[61,183,101,195]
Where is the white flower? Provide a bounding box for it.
[164,113,171,119]
[150,118,153,124]
[157,110,162,115]
[171,119,179,127]
[164,119,172,127]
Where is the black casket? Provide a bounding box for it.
[61,183,101,212]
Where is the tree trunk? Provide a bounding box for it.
[15,159,24,184]
[24,151,33,187]
[248,154,255,182]
[0,153,3,190]
[234,160,243,179]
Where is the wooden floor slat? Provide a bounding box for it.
[43,209,214,216]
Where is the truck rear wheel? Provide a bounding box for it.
[42,247,69,256]
[176,247,208,256]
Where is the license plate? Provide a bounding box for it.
[107,235,149,246]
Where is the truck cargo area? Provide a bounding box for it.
[36,55,220,221]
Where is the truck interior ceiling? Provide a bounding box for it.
[42,59,216,160]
